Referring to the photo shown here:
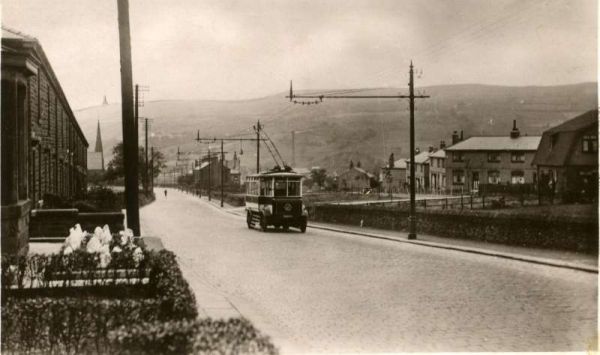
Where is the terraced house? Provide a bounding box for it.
[445,121,540,193]
[1,27,88,255]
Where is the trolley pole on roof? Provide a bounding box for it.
[287,62,429,239]
[255,121,261,173]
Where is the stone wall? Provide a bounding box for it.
[311,204,598,254]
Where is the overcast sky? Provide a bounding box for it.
[3,0,597,109]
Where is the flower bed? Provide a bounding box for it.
[1,249,198,354]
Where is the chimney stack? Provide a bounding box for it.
[415,147,420,154]
[510,120,520,139]
[452,131,460,145]
[460,130,464,141]
[428,146,435,153]
[440,140,446,149]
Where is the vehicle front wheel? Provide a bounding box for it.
[246,212,253,229]
[259,215,268,232]
[300,220,307,233]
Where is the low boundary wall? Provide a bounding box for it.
[310,205,598,254]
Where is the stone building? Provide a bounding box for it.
[1,27,88,255]
[338,166,374,191]
[380,158,407,193]
[445,121,540,194]
[193,154,232,189]
[429,148,446,193]
[406,150,431,192]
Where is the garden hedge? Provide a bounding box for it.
[1,250,198,354]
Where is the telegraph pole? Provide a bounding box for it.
[407,63,417,239]
[144,117,149,193]
[150,146,154,192]
[287,63,428,239]
[117,0,140,236]
[255,121,261,173]
[207,146,211,201]
[221,139,224,207]
[195,133,265,207]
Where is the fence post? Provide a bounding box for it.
[423,199,427,209]
[470,194,473,209]
[446,197,449,209]
[482,194,485,209]
[460,194,463,210]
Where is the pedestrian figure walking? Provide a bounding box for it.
[164,189,168,199]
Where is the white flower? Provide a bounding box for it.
[63,245,73,255]
[119,228,134,247]
[133,247,144,267]
[86,235,102,254]
[65,227,82,251]
[99,251,111,268]
[112,246,122,253]
[101,225,112,245]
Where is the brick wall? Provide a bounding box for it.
[29,68,88,203]
[311,204,598,254]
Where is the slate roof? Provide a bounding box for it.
[532,110,598,167]
[406,151,431,164]
[446,136,541,151]
[429,149,446,158]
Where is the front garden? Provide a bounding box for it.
[2,224,277,354]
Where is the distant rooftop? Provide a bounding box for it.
[446,136,541,151]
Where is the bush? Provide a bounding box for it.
[86,186,120,211]
[1,250,199,354]
[109,318,278,355]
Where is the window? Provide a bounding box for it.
[274,179,287,196]
[261,178,273,196]
[511,151,525,163]
[487,170,501,184]
[550,134,558,149]
[511,170,525,184]
[452,152,464,162]
[487,152,500,163]
[287,180,301,196]
[582,135,598,153]
[452,170,465,185]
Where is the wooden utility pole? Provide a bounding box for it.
[287,62,428,239]
[255,121,261,173]
[144,117,149,193]
[150,146,154,192]
[117,0,140,235]
[195,134,265,207]
[221,139,224,207]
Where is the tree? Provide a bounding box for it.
[349,160,354,169]
[105,142,166,190]
[388,153,395,168]
[310,168,327,189]
[357,161,362,168]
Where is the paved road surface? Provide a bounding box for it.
[141,188,597,353]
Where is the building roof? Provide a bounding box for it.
[545,110,598,133]
[429,149,446,158]
[406,151,431,164]
[446,136,541,151]
[2,27,89,147]
[532,110,598,167]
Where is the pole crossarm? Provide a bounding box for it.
[286,94,428,99]
[195,138,267,142]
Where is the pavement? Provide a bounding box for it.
[138,188,597,353]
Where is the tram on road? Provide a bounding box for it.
[245,168,308,232]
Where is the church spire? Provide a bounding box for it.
[102,95,108,105]
[95,120,104,169]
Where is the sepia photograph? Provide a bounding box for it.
[1,0,597,353]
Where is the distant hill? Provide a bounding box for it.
[75,82,597,175]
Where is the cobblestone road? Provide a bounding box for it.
[141,188,597,353]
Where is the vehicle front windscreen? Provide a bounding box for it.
[273,178,301,197]
[274,179,287,197]
[287,180,301,197]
